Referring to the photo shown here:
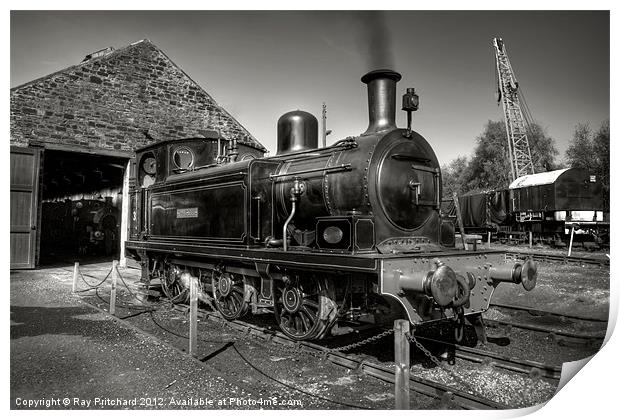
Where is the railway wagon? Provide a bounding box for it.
[509,168,608,238]
[449,190,510,233]
[126,69,536,341]
[451,168,608,245]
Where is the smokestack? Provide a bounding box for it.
[361,69,402,135]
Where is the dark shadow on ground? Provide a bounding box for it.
[37,254,119,269]
[10,305,133,343]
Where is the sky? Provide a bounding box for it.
[10,10,609,167]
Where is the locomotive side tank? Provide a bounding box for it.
[125,69,537,342]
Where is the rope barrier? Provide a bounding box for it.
[72,260,168,312]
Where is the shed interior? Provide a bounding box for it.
[39,150,128,265]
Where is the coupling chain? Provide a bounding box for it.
[330,328,394,353]
[405,331,479,397]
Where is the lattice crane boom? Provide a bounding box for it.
[493,37,535,181]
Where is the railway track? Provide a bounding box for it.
[483,318,605,343]
[75,267,560,410]
[490,303,608,323]
[414,335,562,380]
[183,304,569,381]
[505,251,609,267]
[179,303,573,409]
[82,281,505,410]
[485,302,607,345]
[185,306,508,410]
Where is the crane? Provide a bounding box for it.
[493,37,535,181]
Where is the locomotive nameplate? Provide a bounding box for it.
[177,207,198,219]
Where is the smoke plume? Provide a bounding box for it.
[355,11,395,71]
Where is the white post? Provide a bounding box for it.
[189,275,198,357]
[487,231,491,249]
[394,319,410,409]
[119,159,130,268]
[72,262,79,293]
[568,226,575,257]
[529,231,533,249]
[110,260,118,316]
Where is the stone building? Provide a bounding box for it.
[10,39,266,268]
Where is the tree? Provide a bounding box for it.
[528,123,559,172]
[442,120,559,196]
[465,120,512,191]
[441,155,469,198]
[592,120,610,205]
[566,120,610,208]
[565,123,596,171]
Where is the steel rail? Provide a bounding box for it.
[415,335,562,380]
[483,318,606,341]
[490,302,608,323]
[505,252,609,267]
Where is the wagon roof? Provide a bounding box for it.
[508,168,571,189]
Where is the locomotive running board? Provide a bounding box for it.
[126,240,380,272]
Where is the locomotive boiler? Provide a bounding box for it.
[126,69,537,341]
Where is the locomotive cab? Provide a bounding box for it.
[129,133,265,242]
[135,133,263,189]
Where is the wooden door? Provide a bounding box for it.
[10,146,41,269]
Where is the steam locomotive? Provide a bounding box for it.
[125,70,537,341]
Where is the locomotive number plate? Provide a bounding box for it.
[176,207,198,219]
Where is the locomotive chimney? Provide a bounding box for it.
[361,69,402,135]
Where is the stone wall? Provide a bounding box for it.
[10,39,265,153]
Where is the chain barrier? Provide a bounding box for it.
[329,328,394,353]
[405,330,481,398]
[251,327,396,360]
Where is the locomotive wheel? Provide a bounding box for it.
[274,277,337,341]
[161,264,189,304]
[212,271,249,320]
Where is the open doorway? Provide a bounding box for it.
[39,150,128,266]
